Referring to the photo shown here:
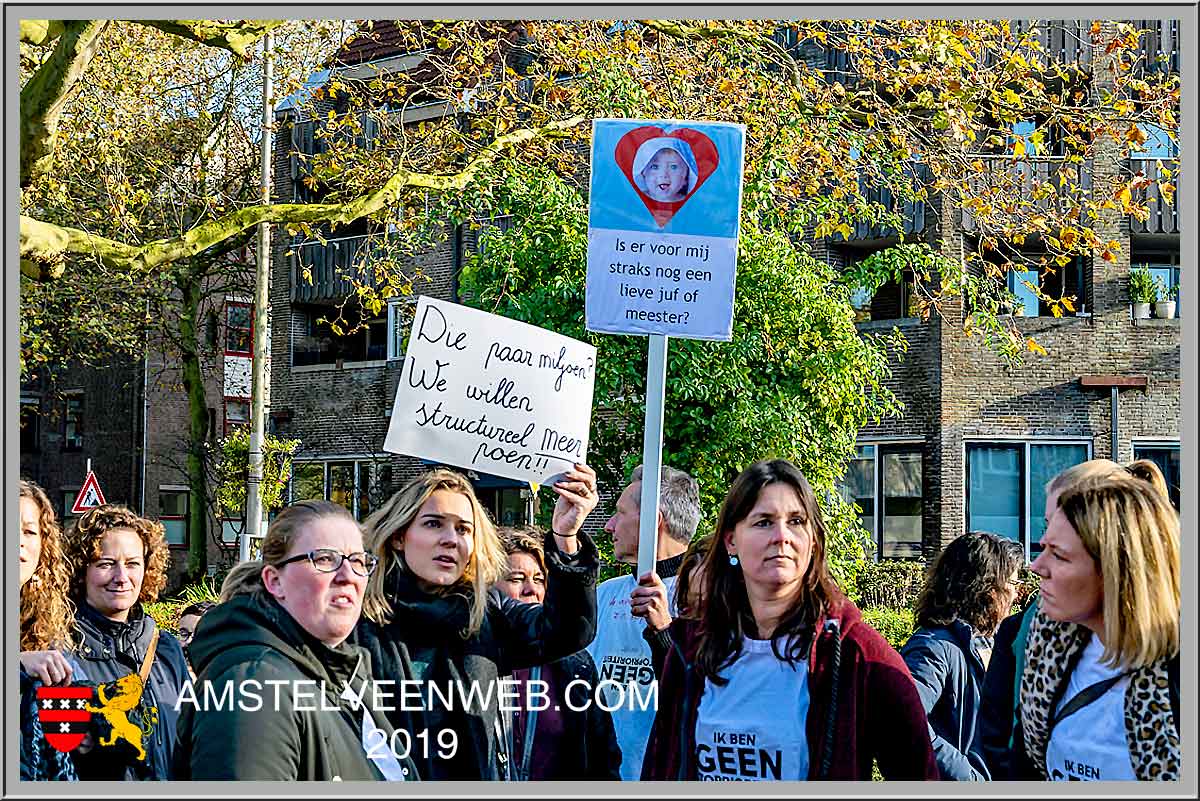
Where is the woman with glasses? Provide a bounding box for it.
[352,465,601,780]
[175,500,416,782]
[900,531,1024,780]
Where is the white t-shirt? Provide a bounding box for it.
[585,572,678,781]
[694,637,810,781]
[1045,634,1136,781]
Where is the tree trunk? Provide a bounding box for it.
[177,271,210,582]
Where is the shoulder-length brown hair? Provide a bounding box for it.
[63,504,170,607]
[696,460,841,684]
[915,531,1024,635]
[361,469,505,637]
[19,480,76,651]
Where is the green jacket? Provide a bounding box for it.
[174,592,417,782]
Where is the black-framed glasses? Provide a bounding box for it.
[275,548,379,577]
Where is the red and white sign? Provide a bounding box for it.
[71,471,107,514]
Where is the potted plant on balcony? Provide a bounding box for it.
[1129,267,1156,319]
[1154,279,1178,319]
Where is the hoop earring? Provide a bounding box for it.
[729,555,739,567]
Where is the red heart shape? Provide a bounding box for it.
[614,126,719,227]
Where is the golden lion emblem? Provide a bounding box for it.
[86,673,158,761]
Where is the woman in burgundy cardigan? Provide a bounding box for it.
[641,460,938,782]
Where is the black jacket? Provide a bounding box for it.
[70,603,188,781]
[900,621,990,780]
[175,591,416,781]
[511,650,622,780]
[353,530,599,780]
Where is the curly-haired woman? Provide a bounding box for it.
[63,504,189,780]
[19,479,84,781]
[900,531,1024,780]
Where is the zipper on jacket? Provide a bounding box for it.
[816,619,843,779]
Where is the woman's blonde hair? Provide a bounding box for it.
[19,479,76,651]
[63,504,170,607]
[1047,458,1169,502]
[362,469,505,636]
[220,500,359,601]
[1057,473,1179,669]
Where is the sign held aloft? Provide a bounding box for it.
[384,296,597,486]
[586,118,746,342]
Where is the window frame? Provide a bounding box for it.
[288,458,377,521]
[223,396,251,437]
[1131,439,1181,510]
[62,390,84,451]
[225,301,254,357]
[159,488,190,549]
[840,439,925,561]
[20,397,39,452]
[963,436,1093,561]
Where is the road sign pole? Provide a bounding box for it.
[636,334,669,579]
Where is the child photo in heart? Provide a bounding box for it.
[614,125,720,228]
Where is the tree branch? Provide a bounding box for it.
[19,20,65,46]
[638,19,801,90]
[20,20,109,188]
[20,115,587,280]
[136,20,288,57]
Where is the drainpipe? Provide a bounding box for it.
[1079,375,1148,461]
[140,298,150,513]
[1111,386,1119,462]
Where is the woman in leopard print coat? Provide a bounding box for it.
[1017,470,1179,781]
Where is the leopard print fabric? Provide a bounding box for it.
[1019,609,1179,781]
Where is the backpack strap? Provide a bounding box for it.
[138,629,160,685]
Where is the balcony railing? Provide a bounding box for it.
[853,164,930,240]
[1129,19,1180,76]
[960,157,1092,233]
[291,235,383,303]
[1130,158,1180,235]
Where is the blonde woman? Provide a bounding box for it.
[352,465,601,780]
[1018,472,1180,780]
[978,458,1170,778]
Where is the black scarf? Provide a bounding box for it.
[383,561,474,639]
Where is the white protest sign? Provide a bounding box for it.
[384,296,597,486]
[586,118,746,341]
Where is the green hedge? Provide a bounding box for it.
[143,578,220,635]
[860,606,915,651]
[853,559,927,610]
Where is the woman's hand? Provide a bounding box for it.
[551,463,599,554]
[20,649,74,686]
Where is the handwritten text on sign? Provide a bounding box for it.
[384,297,597,485]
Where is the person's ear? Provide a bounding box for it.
[390,533,404,553]
[262,564,285,601]
[723,529,736,557]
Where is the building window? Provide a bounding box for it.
[20,398,39,452]
[837,443,924,560]
[475,215,515,256]
[1006,257,1086,317]
[293,308,388,366]
[224,398,250,436]
[289,459,376,520]
[966,440,1091,559]
[62,490,79,521]
[63,391,84,450]
[1133,442,1181,510]
[226,302,253,355]
[386,299,414,361]
[1132,252,1180,318]
[160,490,189,547]
[221,518,243,546]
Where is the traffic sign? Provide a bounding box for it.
[71,470,107,514]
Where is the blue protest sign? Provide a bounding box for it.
[585,119,746,341]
